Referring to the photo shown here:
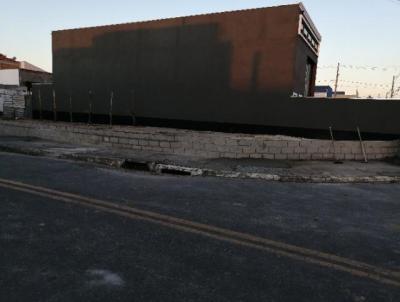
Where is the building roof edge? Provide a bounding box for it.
[52,3,303,33]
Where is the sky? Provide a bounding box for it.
[1,0,399,97]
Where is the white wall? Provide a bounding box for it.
[314,92,328,98]
[0,69,20,85]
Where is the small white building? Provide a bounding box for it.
[0,69,20,86]
[0,55,51,114]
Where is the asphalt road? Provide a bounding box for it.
[0,152,399,301]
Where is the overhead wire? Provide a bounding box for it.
[317,79,392,88]
[317,64,400,72]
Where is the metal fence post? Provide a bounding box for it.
[109,91,114,127]
[38,88,42,120]
[88,90,93,124]
[131,89,136,126]
[357,127,368,163]
[329,126,342,164]
[52,89,57,121]
[69,95,73,123]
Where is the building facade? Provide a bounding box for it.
[32,3,400,136]
[49,4,320,120]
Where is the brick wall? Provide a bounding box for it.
[0,120,399,160]
[0,86,27,118]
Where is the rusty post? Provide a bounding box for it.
[38,88,42,120]
[131,89,136,126]
[357,127,368,163]
[329,126,335,161]
[109,91,114,127]
[52,89,57,121]
[329,126,342,164]
[88,90,93,124]
[69,95,73,123]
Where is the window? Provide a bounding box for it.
[298,15,320,55]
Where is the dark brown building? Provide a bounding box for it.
[38,3,400,137]
[50,4,320,118]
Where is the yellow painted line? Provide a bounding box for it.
[0,177,399,287]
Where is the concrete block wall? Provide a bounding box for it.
[0,120,399,160]
[0,87,27,118]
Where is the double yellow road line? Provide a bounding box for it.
[0,177,399,287]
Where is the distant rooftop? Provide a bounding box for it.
[19,61,47,73]
[0,53,49,73]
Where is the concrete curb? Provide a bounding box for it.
[0,140,399,184]
[1,144,399,184]
[198,168,400,183]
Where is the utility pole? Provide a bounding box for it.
[334,62,340,98]
[390,75,396,98]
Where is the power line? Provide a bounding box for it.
[385,0,400,5]
[317,64,400,72]
[317,79,392,88]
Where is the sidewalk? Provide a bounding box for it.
[1,136,400,183]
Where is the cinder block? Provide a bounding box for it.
[222,152,236,158]
[225,139,238,146]
[374,154,388,159]
[138,140,149,146]
[152,134,174,142]
[160,141,170,148]
[148,140,160,147]
[268,147,282,154]
[300,140,313,147]
[128,139,139,145]
[318,147,331,154]
[339,147,352,154]
[242,147,256,154]
[255,145,268,153]
[354,154,365,161]
[274,154,288,160]
[294,147,307,154]
[213,137,226,145]
[118,138,130,144]
[228,146,242,153]
[170,142,182,148]
[265,140,288,148]
[305,147,319,154]
[311,153,324,160]
[203,143,218,151]
[281,147,295,154]
[205,151,220,158]
[287,141,300,147]
[299,153,311,160]
[287,154,300,160]
[173,148,186,154]
[192,143,205,150]
[238,139,253,146]
[322,153,334,160]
